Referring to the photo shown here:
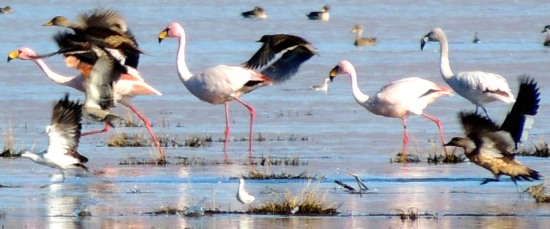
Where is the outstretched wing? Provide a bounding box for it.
[260,45,316,83]
[459,112,515,158]
[242,34,316,70]
[47,94,87,162]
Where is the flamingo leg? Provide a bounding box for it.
[82,123,111,136]
[234,97,255,158]
[223,102,231,160]
[128,105,165,161]
[401,118,408,160]
[421,113,448,155]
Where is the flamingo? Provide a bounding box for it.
[236,178,255,204]
[420,28,515,117]
[241,6,267,19]
[306,5,330,21]
[329,60,452,160]
[352,24,377,47]
[158,22,316,158]
[20,94,88,182]
[541,25,550,47]
[7,47,165,160]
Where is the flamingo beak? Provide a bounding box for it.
[420,36,429,50]
[7,50,20,62]
[158,29,168,43]
[329,65,339,82]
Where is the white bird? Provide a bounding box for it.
[306,5,330,21]
[20,94,88,181]
[310,78,329,92]
[541,25,550,47]
[236,178,255,204]
[158,22,317,159]
[329,60,453,159]
[421,28,515,116]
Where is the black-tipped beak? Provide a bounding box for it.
[329,65,339,82]
[158,29,168,44]
[420,37,429,50]
[7,50,20,63]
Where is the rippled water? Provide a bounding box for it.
[1,0,550,228]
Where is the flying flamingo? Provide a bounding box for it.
[7,47,165,160]
[20,94,88,182]
[158,22,316,159]
[329,60,453,161]
[420,28,515,117]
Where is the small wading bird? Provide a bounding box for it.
[541,25,550,47]
[310,78,330,92]
[236,178,255,204]
[445,76,540,185]
[20,94,88,182]
[421,28,515,117]
[352,24,377,47]
[158,22,317,159]
[306,5,330,21]
[472,32,480,44]
[241,6,267,19]
[329,60,453,160]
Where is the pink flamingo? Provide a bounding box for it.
[8,47,165,160]
[158,22,316,159]
[329,60,452,160]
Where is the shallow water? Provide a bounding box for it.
[2,0,550,228]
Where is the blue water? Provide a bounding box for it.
[1,0,550,228]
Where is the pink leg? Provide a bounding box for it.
[129,105,165,161]
[421,113,448,155]
[401,118,408,158]
[234,98,255,158]
[223,102,231,160]
[82,123,111,136]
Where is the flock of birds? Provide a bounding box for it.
[5,8,544,190]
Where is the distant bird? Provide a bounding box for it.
[310,78,330,92]
[43,8,141,68]
[329,60,452,159]
[7,47,165,160]
[241,6,267,19]
[20,94,88,181]
[306,5,330,21]
[0,6,12,14]
[421,28,515,117]
[352,24,377,47]
[473,32,480,44]
[158,22,317,158]
[541,25,550,47]
[236,178,255,204]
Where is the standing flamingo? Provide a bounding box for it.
[158,22,316,159]
[420,28,515,116]
[329,60,452,160]
[7,47,165,160]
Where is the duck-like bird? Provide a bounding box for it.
[445,76,541,185]
[352,24,377,47]
[306,5,330,21]
[241,6,267,19]
[159,22,317,158]
[421,28,515,117]
[21,94,88,181]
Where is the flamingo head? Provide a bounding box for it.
[421,28,444,50]
[329,60,355,82]
[158,22,184,43]
[7,47,37,62]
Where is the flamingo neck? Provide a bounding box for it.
[176,34,193,83]
[32,58,84,92]
[347,69,369,105]
[437,35,454,79]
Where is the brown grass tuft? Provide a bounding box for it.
[525,184,550,203]
[427,152,466,164]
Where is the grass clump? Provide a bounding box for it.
[1,127,18,158]
[248,183,338,215]
[119,156,168,165]
[524,184,550,203]
[391,153,420,163]
[144,206,184,216]
[243,169,321,180]
[76,210,92,217]
[108,133,149,147]
[173,156,233,166]
[427,152,466,164]
[517,142,550,157]
[246,156,308,166]
[394,208,437,221]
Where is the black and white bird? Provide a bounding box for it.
[21,94,88,181]
[444,76,541,185]
[541,25,550,47]
[241,6,267,19]
[306,5,330,21]
[236,178,255,204]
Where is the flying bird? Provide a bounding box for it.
[445,76,541,185]
[20,94,88,181]
[158,22,317,158]
[421,28,515,117]
[329,60,452,160]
